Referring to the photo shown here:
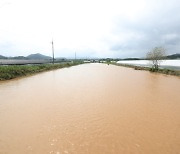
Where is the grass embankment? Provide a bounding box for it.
[112,62,180,76]
[0,61,83,81]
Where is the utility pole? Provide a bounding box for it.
[75,52,76,60]
[52,39,55,64]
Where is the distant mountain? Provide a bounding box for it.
[9,56,28,60]
[0,53,180,60]
[26,53,51,60]
[166,53,180,59]
[123,58,140,60]
[0,55,8,59]
[0,53,52,60]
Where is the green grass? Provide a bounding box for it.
[0,62,83,81]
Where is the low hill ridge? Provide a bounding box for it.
[26,53,51,60]
[0,53,52,60]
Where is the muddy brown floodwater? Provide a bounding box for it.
[0,64,180,154]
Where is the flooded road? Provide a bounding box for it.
[0,63,180,154]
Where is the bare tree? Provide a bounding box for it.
[147,47,166,70]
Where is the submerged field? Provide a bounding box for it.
[1,60,180,82]
[0,63,180,154]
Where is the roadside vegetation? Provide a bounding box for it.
[106,47,179,77]
[0,61,83,81]
[112,62,180,76]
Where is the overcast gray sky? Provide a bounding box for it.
[0,0,180,58]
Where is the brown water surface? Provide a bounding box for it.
[0,64,180,154]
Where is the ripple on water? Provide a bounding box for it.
[0,64,180,154]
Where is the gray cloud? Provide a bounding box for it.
[0,41,16,56]
[109,1,180,58]
[1,0,180,58]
